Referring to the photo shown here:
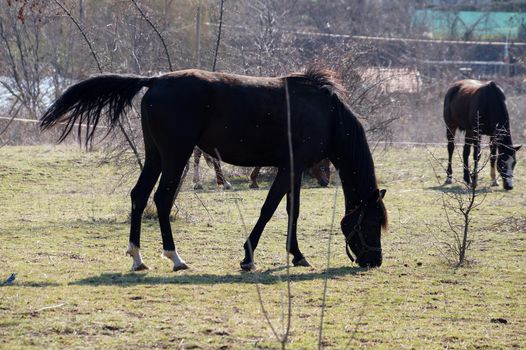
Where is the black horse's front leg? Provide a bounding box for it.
[471,135,481,188]
[241,169,289,271]
[445,128,456,184]
[489,137,499,186]
[286,175,310,267]
[463,141,471,185]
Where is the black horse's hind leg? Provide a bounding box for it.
[463,133,472,185]
[241,168,290,270]
[127,152,162,271]
[445,127,456,184]
[127,117,162,271]
[490,136,498,186]
[154,146,195,271]
[287,175,310,267]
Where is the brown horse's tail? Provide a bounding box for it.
[443,84,461,124]
[40,74,155,145]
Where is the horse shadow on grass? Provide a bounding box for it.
[426,184,493,194]
[1,281,60,288]
[70,265,368,287]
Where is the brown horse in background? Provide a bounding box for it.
[193,150,330,190]
[443,79,521,190]
[192,148,232,190]
[249,159,331,189]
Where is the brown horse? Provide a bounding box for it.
[443,79,521,190]
[193,152,330,190]
[249,159,331,189]
[192,148,232,190]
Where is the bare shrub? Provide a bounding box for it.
[427,115,491,266]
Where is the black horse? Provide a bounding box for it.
[41,67,387,271]
[444,79,521,190]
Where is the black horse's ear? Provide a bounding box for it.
[514,145,522,152]
[379,189,386,199]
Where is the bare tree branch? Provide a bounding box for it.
[52,0,102,73]
[317,178,339,349]
[212,0,224,72]
[53,0,142,169]
[131,0,173,71]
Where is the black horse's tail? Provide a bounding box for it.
[40,74,155,144]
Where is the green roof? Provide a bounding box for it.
[413,9,526,39]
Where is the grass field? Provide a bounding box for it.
[0,145,525,349]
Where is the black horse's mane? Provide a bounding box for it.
[289,66,347,100]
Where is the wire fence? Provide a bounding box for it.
[1,115,499,149]
[205,22,526,46]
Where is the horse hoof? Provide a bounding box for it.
[132,263,149,271]
[240,261,256,271]
[223,181,233,190]
[193,183,203,190]
[444,178,452,185]
[249,183,259,189]
[173,263,189,272]
[292,257,311,267]
[491,180,499,187]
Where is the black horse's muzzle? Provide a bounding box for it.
[341,189,386,268]
[357,250,382,268]
[502,176,513,190]
[343,217,382,268]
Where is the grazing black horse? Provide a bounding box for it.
[41,67,387,271]
[444,79,521,190]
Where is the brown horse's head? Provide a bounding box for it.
[313,159,331,187]
[498,145,522,190]
[341,189,387,268]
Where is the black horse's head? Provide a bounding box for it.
[497,145,521,190]
[341,189,387,268]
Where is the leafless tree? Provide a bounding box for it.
[0,2,47,121]
[428,113,491,266]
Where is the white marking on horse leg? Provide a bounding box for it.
[126,242,148,271]
[490,164,498,186]
[163,249,188,271]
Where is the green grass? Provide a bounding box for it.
[0,145,525,349]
